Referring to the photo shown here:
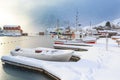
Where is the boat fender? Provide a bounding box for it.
[35,50,42,53]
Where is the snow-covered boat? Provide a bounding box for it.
[54,39,83,44]
[54,37,96,45]
[10,47,73,61]
[53,44,91,51]
[82,37,96,44]
[64,42,93,46]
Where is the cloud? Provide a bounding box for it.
[7,0,67,32]
[0,0,120,32]
[28,0,120,27]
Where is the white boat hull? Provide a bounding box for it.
[54,37,96,45]
[10,48,73,61]
[53,44,90,51]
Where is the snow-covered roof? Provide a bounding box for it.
[3,25,20,27]
[98,30,117,33]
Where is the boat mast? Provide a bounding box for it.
[90,21,92,36]
[56,19,60,38]
[90,21,91,29]
[56,19,59,30]
[76,11,79,31]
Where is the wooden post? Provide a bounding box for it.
[106,32,108,51]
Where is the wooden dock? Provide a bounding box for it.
[1,55,80,80]
[1,59,61,80]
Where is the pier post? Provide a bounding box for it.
[106,32,108,51]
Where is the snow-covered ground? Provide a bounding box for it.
[1,38,120,80]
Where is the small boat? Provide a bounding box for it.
[54,37,96,45]
[82,37,96,44]
[64,42,93,46]
[53,44,91,51]
[10,47,73,61]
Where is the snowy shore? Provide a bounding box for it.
[1,38,120,80]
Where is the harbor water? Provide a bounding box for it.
[0,35,54,80]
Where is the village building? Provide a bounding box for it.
[3,25,23,36]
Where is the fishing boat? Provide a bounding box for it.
[54,36,96,45]
[10,47,73,61]
[53,44,91,51]
[64,42,93,46]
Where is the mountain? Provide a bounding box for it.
[83,21,107,30]
[112,18,120,26]
[83,18,120,30]
[95,21,107,27]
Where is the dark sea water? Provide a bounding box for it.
[0,35,54,80]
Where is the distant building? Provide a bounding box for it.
[3,25,23,36]
[22,33,28,36]
[39,32,44,35]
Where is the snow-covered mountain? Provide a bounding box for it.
[112,18,120,26]
[83,18,120,30]
[83,21,107,30]
[95,21,107,27]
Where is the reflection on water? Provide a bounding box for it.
[0,36,54,55]
[0,35,54,80]
[2,64,52,80]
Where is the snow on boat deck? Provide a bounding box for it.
[53,44,92,51]
[1,38,120,80]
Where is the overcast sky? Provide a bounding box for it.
[0,0,120,32]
